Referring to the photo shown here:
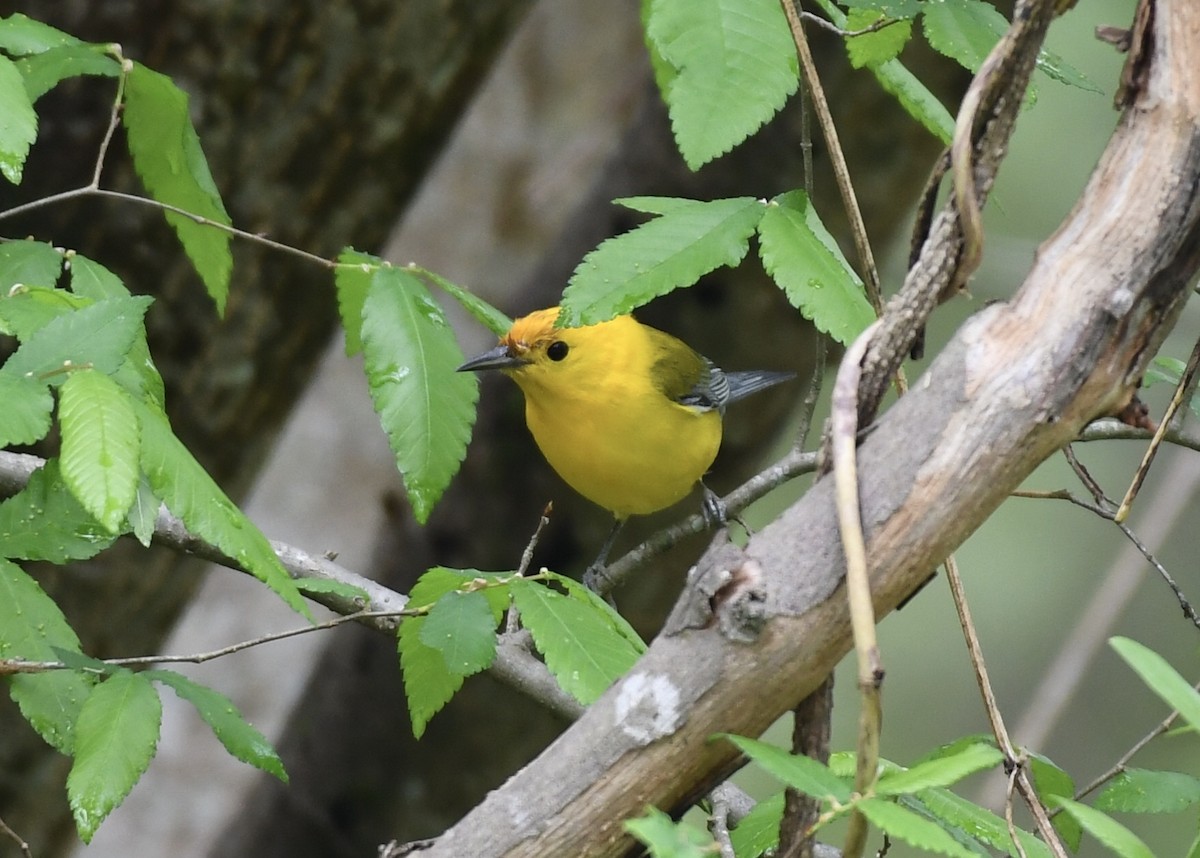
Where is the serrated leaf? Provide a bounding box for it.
[0,238,62,289]
[912,787,1053,858]
[645,0,798,168]
[59,370,140,534]
[846,8,913,69]
[361,264,478,523]
[418,268,512,337]
[398,615,464,739]
[877,742,1002,795]
[135,401,309,618]
[625,806,714,857]
[16,44,119,101]
[418,590,498,676]
[510,578,640,705]
[1050,798,1154,858]
[0,370,52,446]
[0,557,96,754]
[65,254,166,406]
[0,460,115,562]
[544,571,646,654]
[3,294,152,385]
[1028,752,1081,851]
[858,798,978,857]
[562,197,763,325]
[147,669,286,782]
[0,55,35,183]
[758,190,874,344]
[122,62,231,313]
[0,13,81,55]
[334,249,373,356]
[728,790,784,857]
[126,479,159,547]
[1095,768,1200,815]
[0,286,88,339]
[1111,637,1200,733]
[67,671,161,843]
[397,567,511,738]
[67,253,130,300]
[721,734,852,802]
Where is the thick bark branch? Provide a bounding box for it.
[424,1,1200,855]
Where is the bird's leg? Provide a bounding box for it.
[700,482,751,535]
[583,518,624,592]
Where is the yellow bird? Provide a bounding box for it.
[458,306,792,574]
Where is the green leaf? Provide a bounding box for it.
[418,267,512,337]
[877,742,1002,795]
[0,286,88,339]
[126,479,159,548]
[294,577,370,605]
[1143,356,1184,388]
[147,669,286,782]
[758,190,874,344]
[728,791,784,857]
[0,370,52,446]
[67,671,162,843]
[0,55,36,183]
[398,617,463,739]
[857,798,978,857]
[361,264,478,523]
[122,62,231,313]
[0,460,116,562]
[625,806,714,857]
[136,401,309,618]
[16,44,119,101]
[1051,797,1155,858]
[0,558,96,754]
[1028,752,1081,851]
[544,571,646,654]
[0,13,82,55]
[721,734,852,802]
[1095,768,1200,815]
[67,253,131,300]
[645,0,798,168]
[59,369,141,534]
[841,0,922,14]
[913,787,1053,858]
[3,294,152,385]
[0,238,62,289]
[510,578,641,705]
[333,248,373,356]
[418,590,498,676]
[562,196,764,325]
[845,8,913,69]
[397,568,511,738]
[1111,637,1200,733]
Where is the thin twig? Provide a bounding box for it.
[1115,333,1200,522]
[1002,766,1028,858]
[1072,681,1200,803]
[0,609,415,676]
[944,554,1068,857]
[596,448,819,595]
[0,814,31,858]
[798,10,906,38]
[92,53,131,187]
[508,506,553,633]
[780,0,883,316]
[830,321,882,858]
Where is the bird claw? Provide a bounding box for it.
[583,563,611,592]
[700,485,727,528]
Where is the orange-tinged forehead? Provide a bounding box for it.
[502,306,562,353]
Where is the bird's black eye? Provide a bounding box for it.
[547,340,569,361]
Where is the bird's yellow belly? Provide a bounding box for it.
[525,398,721,519]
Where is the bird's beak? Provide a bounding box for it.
[456,344,527,373]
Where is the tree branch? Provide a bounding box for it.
[419,1,1200,853]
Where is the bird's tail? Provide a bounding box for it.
[724,370,796,406]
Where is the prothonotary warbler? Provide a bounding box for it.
[457,306,792,578]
